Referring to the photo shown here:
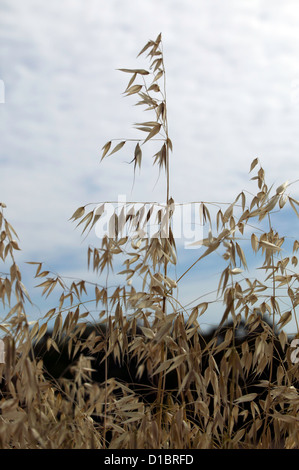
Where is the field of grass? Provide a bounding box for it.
[0,34,298,449]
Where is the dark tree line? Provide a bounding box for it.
[28,314,299,447]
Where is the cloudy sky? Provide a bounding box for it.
[1,0,299,333]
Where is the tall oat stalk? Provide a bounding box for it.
[99,33,175,440]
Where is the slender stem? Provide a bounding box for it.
[103,268,109,448]
[157,37,170,445]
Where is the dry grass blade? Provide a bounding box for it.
[108,141,126,157]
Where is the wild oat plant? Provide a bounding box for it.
[0,34,299,449]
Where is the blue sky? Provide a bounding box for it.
[0,0,299,333]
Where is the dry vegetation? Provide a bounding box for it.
[0,34,299,449]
